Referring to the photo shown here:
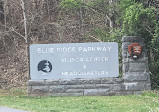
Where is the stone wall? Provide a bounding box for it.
[28,36,151,96]
[122,36,151,93]
[28,78,125,96]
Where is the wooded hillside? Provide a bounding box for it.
[0,0,159,89]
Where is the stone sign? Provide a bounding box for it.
[28,37,151,96]
[30,42,119,80]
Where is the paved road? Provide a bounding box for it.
[0,107,31,112]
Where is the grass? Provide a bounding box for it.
[0,88,159,112]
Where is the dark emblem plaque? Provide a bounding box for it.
[37,60,52,75]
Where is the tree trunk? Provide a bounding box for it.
[109,0,115,29]
[0,0,4,24]
[20,0,30,79]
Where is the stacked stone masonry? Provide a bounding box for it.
[122,36,151,93]
[28,36,151,96]
[28,77,150,96]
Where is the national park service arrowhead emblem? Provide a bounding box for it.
[128,43,142,59]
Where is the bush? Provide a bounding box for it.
[120,0,159,89]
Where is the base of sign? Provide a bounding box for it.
[28,77,151,96]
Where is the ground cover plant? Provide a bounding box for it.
[0,88,159,112]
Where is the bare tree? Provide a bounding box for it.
[20,0,30,79]
[0,0,4,23]
[108,0,116,29]
[0,0,120,88]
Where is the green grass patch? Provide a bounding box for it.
[0,88,159,112]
